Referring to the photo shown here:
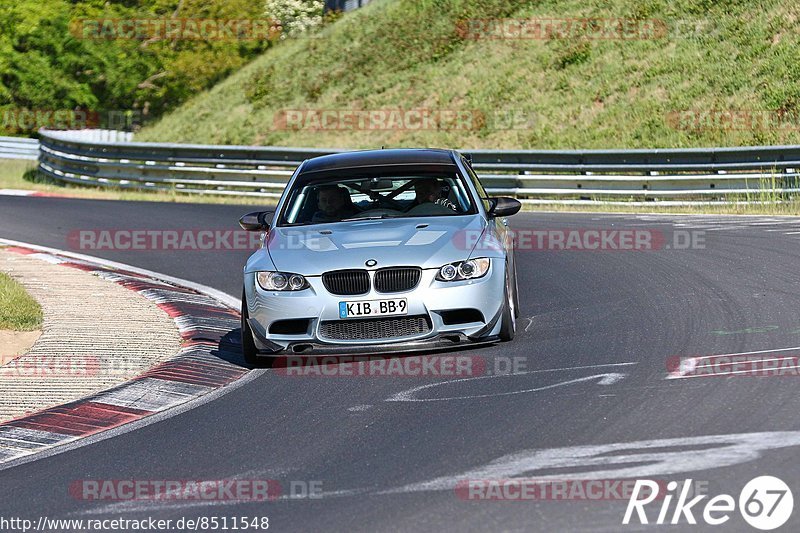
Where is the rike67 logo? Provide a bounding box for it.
[624,476,793,530]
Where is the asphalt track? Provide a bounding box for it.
[3,195,800,531]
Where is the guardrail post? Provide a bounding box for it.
[784,167,797,191]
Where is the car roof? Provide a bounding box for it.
[300,149,458,174]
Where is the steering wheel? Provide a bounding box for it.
[373,194,405,211]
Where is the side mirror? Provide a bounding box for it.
[239,211,273,231]
[487,197,521,218]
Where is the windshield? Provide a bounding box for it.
[279,170,476,226]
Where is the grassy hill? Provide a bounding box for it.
[138,0,800,150]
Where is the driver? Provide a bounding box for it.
[312,185,356,223]
[412,178,441,207]
[407,178,456,215]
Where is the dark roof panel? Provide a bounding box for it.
[301,149,457,173]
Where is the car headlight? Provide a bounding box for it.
[436,258,490,281]
[256,271,309,291]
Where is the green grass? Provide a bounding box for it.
[0,271,42,331]
[0,159,36,187]
[138,0,800,150]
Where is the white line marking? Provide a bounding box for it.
[551,211,800,219]
[666,346,800,379]
[0,189,37,197]
[76,430,800,507]
[386,365,632,402]
[671,364,800,380]
[685,345,800,360]
[691,356,794,367]
[381,431,800,494]
[674,224,719,228]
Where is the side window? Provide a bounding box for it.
[463,158,491,212]
[285,187,307,223]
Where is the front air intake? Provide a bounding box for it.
[374,267,422,293]
[319,316,431,341]
[322,269,370,295]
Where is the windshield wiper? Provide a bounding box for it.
[340,214,403,222]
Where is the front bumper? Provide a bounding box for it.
[244,259,505,355]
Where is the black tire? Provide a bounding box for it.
[241,289,261,365]
[512,255,520,319]
[499,268,516,342]
[241,288,281,368]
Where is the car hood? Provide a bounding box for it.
[266,215,487,275]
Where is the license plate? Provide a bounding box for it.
[339,298,407,319]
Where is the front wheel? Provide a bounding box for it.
[241,289,260,365]
[241,288,279,367]
[512,254,520,319]
[498,268,516,342]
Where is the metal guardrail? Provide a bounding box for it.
[36,129,800,205]
[0,136,39,160]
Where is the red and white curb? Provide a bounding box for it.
[0,241,250,466]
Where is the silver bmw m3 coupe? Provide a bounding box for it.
[238,149,521,364]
